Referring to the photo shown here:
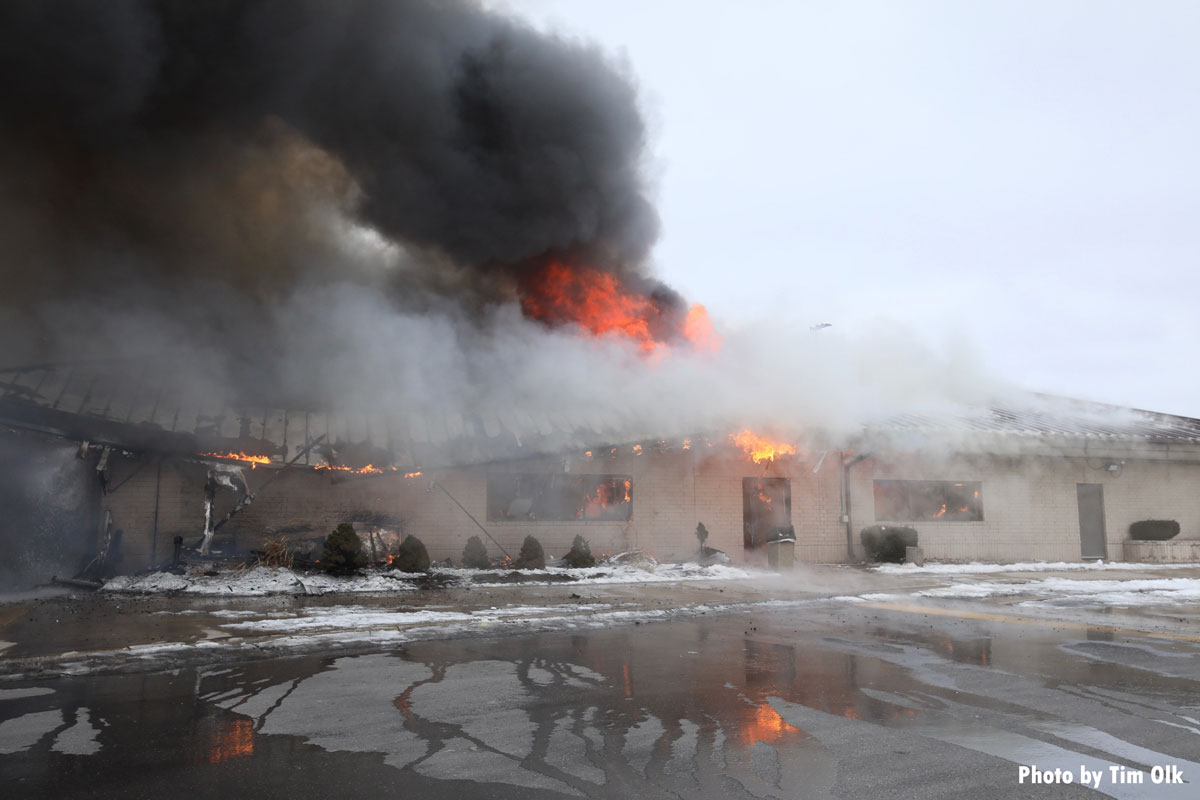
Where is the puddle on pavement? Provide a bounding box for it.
[2,608,1197,799]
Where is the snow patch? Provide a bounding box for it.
[102,562,757,596]
[461,563,756,587]
[874,560,1200,575]
[102,566,418,596]
[918,577,1200,606]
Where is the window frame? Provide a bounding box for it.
[872,479,983,522]
[485,473,633,522]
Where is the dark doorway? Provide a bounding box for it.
[1076,483,1107,560]
[743,478,791,550]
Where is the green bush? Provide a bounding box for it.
[563,535,596,568]
[860,525,919,563]
[1129,520,1180,541]
[461,535,490,569]
[391,534,432,573]
[514,535,545,570]
[320,523,368,574]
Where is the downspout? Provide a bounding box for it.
[840,451,870,562]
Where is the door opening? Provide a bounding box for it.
[1076,483,1107,560]
[743,478,791,550]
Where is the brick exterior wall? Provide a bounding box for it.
[101,447,848,570]
[847,452,1200,562]
[98,444,1200,572]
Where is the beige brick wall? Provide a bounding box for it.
[361,449,847,565]
[106,444,1200,571]
[104,447,850,570]
[848,453,1200,562]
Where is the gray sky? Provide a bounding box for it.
[503,0,1200,417]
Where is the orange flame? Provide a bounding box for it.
[316,463,384,475]
[729,430,797,463]
[519,260,721,354]
[683,304,720,352]
[315,464,423,476]
[580,478,633,518]
[199,451,272,468]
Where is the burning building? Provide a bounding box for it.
[1,1,1198,584]
[3,361,1200,585]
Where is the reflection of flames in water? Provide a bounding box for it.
[394,687,414,718]
[519,260,720,356]
[729,430,797,464]
[736,693,917,743]
[208,718,254,763]
[738,702,800,745]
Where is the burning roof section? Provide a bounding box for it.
[3,360,1199,473]
[0,359,684,470]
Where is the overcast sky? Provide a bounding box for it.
[501,0,1200,417]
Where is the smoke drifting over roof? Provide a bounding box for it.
[0,0,998,441]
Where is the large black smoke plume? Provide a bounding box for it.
[1,0,657,370]
[0,0,996,434]
[1,0,656,285]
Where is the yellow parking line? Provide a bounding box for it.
[856,601,1200,644]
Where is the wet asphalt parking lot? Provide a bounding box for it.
[2,593,1198,799]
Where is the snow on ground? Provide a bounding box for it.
[101,562,758,596]
[448,562,755,587]
[214,603,645,634]
[220,606,478,632]
[831,593,903,604]
[60,601,734,670]
[873,560,1200,575]
[916,577,1200,607]
[102,567,421,596]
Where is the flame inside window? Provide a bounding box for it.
[486,473,633,522]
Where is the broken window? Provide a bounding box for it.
[873,480,983,522]
[486,474,633,522]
